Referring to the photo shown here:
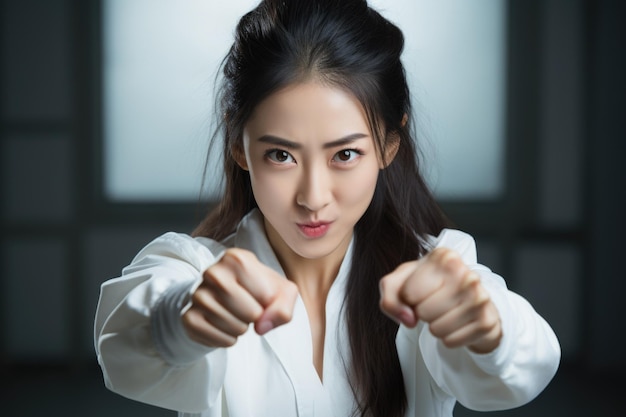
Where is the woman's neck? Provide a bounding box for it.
[264,221,351,300]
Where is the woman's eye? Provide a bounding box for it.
[332,149,361,163]
[266,149,295,164]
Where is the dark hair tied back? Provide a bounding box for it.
[195,1,449,415]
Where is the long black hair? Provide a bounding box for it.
[194,1,449,415]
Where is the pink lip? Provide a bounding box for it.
[297,221,332,238]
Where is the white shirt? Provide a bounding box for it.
[94,209,560,416]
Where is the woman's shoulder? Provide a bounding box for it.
[123,231,234,275]
[136,231,231,256]
[128,210,265,271]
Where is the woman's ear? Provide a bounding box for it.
[380,131,400,169]
[231,144,249,171]
[379,114,406,168]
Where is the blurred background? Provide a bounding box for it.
[1,0,624,415]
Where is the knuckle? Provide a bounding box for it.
[182,311,207,336]
[428,322,444,339]
[478,321,493,334]
[202,267,218,284]
[283,280,299,295]
[252,285,274,306]
[378,274,395,294]
[428,247,447,260]
[476,291,490,307]
[446,259,467,279]
[254,280,287,309]
[484,311,500,329]
[242,305,264,323]
[463,271,481,288]
[191,288,215,310]
[273,304,294,324]
[190,288,203,305]
[441,335,458,349]
[219,336,238,348]
[194,280,211,294]
[473,314,489,331]
[203,265,230,290]
[415,304,430,322]
[232,322,250,337]
[378,295,395,313]
[379,275,389,291]
[469,283,490,306]
[474,308,497,333]
[398,283,411,303]
[430,247,463,269]
[224,248,257,267]
[278,281,299,305]
[181,310,197,329]
[430,247,455,263]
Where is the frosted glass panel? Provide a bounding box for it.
[370,0,507,199]
[103,0,260,201]
[104,0,506,201]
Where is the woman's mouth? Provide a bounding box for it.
[297,222,332,238]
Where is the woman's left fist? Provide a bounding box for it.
[379,247,502,353]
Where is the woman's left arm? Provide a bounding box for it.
[379,230,561,411]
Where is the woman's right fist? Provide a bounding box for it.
[182,248,298,347]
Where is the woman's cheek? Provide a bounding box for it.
[340,167,379,206]
[250,169,295,207]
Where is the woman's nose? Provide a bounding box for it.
[296,166,332,212]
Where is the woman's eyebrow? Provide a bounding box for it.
[323,133,369,149]
[257,135,301,149]
[257,133,369,149]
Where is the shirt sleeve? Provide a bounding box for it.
[401,229,561,411]
[94,232,228,413]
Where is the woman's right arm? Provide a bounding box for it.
[94,232,297,413]
[94,232,228,413]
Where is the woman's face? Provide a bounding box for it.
[238,82,385,263]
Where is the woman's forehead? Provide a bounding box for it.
[244,81,372,140]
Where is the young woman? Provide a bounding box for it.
[94,1,560,416]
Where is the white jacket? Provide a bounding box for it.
[94,209,560,416]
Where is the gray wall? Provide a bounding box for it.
[1,0,624,376]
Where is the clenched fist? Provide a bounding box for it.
[183,248,299,348]
[379,247,502,353]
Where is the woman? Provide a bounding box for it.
[94,1,560,416]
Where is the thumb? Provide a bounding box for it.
[254,280,299,335]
